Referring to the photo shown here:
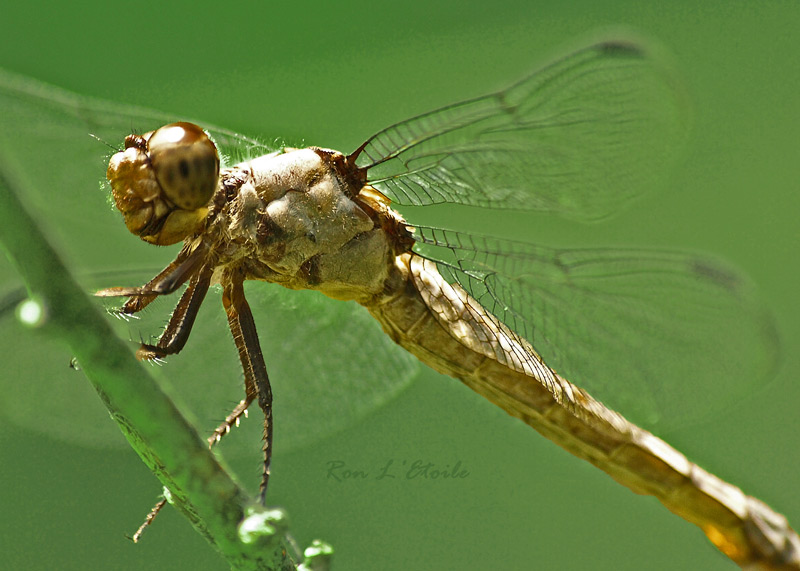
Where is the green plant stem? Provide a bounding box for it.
[0,164,299,570]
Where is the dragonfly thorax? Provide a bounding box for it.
[211,147,403,303]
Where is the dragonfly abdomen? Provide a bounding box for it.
[365,251,799,569]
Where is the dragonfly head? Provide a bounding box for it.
[107,122,220,246]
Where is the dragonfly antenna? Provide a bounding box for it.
[88,132,120,152]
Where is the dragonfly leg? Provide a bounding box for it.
[136,263,213,360]
[95,243,209,313]
[222,271,273,504]
[207,397,254,447]
[128,497,167,544]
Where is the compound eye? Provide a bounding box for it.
[147,122,220,210]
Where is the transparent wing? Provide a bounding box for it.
[97,281,419,455]
[412,226,779,429]
[0,68,418,453]
[356,41,688,220]
[0,68,273,276]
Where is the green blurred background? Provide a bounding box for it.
[1,1,798,570]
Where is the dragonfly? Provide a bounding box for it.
[0,41,797,568]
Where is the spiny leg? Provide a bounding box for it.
[207,396,254,447]
[122,259,249,446]
[128,497,167,543]
[223,272,273,504]
[126,266,252,537]
[136,263,213,360]
[95,243,209,314]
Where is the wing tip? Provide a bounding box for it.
[594,39,647,58]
